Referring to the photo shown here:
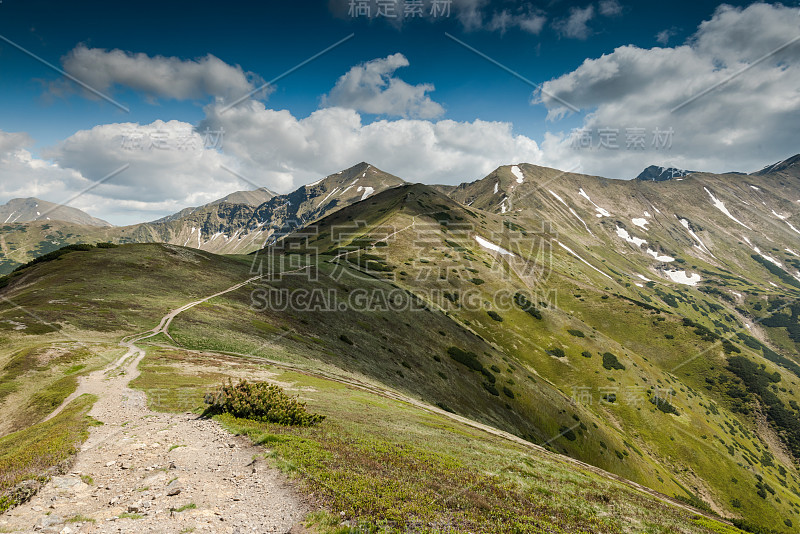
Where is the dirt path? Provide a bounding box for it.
[0,277,306,534]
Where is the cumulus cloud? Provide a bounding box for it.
[200,100,542,188]
[553,5,596,40]
[41,121,250,215]
[54,45,266,103]
[0,129,88,211]
[322,53,444,119]
[536,2,800,178]
[0,121,265,225]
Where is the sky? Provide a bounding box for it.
[0,0,799,225]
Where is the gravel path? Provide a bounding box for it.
[0,279,307,534]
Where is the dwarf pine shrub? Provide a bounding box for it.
[204,380,325,426]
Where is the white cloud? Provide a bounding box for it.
[488,9,546,35]
[0,131,32,157]
[322,53,444,119]
[536,2,800,178]
[553,5,596,40]
[200,100,542,189]
[33,121,259,224]
[54,45,266,103]
[598,0,622,17]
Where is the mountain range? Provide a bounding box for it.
[2,155,800,531]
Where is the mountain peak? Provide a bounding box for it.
[0,197,112,227]
[751,154,800,176]
[635,165,696,181]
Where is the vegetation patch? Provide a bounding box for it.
[601,353,625,371]
[0,395,96,513]
[203,381,325,427]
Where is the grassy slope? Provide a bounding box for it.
[0,235,796,530]
[131,345,741,534]
[161,183,799,532]
[0,243,256,510]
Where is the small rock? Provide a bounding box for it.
[105,461,115,467]
[36,514,62,529]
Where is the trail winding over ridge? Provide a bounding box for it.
[1,276,305,534]
[2,272,726,532]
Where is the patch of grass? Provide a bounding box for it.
[168,444,185,452]
[0,394,96,513]
[66,514,96,523]
[119,512,144,520]
[80,474,93,485]
[172,502,197,513]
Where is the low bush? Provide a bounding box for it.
[204,380,325,427]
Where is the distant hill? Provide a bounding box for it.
[0,198,111,227]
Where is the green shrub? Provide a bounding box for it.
[649,395,679,415]
[204,380,325,426]
[447,347,485,373]
[547,347,565,358]
[513,292,542,319]
[581,351,592,358]
[602,352,625,371]
[567,329,585,338]
[339,334,354,345]
[487,311,503,322]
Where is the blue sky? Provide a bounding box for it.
[0,1,798,224]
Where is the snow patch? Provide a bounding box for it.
[319,187,340,205]
[578,188,610,217]
[357,186,375,201]
[556,241,612,279]
[771,209,787,220]
[549,190,592,235]
[510,165,524,184]
[631,218,649,230]
[663,269,701,286]
[785,221,800,235]
[754,246,782,268]
[678,218,713,256]
[493,182,499,194]
[646,249,675,262]
[704,187,751,229]
[474,235,515,256]
[616,226,647,247]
